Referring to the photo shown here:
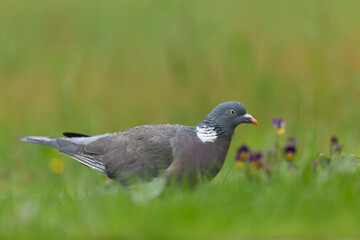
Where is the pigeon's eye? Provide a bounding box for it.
[229,109,236,115]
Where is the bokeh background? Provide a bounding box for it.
[1,0,360,239]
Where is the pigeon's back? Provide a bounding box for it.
[86,124,190,184]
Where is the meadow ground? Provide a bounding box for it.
[1,0,360,239]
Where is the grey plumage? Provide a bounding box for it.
[19,101,258,186]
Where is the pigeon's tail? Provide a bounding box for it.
[18,136,60,148]
[19,135,108,176]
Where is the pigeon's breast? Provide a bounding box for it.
[171,130,231,181]
[193,137,231,177]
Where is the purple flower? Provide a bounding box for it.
[284,145,296,154]
[249,151,263,162]
[272,118,285,129]
[249,151,263,169]
[284,137,297,161]
[331,136,338,145]
[333,144,342,152]
[236,144,249,161]
[331,136,342,154]
[272,118,286,134]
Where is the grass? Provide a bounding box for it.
[1,153,360,239]
[1,0,360,239]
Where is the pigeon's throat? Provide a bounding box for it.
[196,126,218,143]
[196,117,225,143]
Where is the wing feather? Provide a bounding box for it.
[59,149,107,175]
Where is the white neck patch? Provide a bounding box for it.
[196,126,218,143]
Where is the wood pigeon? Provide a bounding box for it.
[19,101,258,186]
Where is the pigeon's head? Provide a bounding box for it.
[208,101,258,128]
[198,101,258,140]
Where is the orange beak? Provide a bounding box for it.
[243,113,258,126]
[250,118,258,126]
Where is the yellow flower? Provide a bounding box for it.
[286,153,294,161]
[276,127,286,135]
[49,158,64,174]
[240,152,247,160]
[236,161,244,169]
[250,162,263,169]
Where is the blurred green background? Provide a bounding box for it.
[1,0,360,239]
